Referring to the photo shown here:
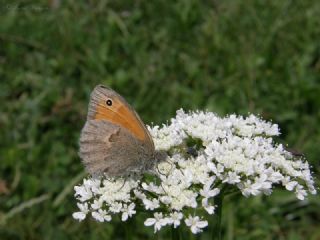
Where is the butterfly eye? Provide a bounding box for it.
[106,99,113,106]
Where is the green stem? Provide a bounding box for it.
[125,217,134,240]
[171,226,180,240]
[212,186,226,240]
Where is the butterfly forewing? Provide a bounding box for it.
[88,85,153,146]
[79,85,155,176]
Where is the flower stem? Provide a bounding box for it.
[171,226,180,240]
[212,186,226,240]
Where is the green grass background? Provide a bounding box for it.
[0,0,319,239]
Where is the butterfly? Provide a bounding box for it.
[79,85,160,177]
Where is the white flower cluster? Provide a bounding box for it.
[73,109,317,234]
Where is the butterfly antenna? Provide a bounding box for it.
[103,174,126,191]
[118,178,126,191]
[164,159,174,173]
[160,182,168,195]
[156,164,167,176]
[155,159,176,177]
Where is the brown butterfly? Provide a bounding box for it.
[79,85,160,177]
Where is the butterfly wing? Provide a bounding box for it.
[79,85,155,176]
[80,120,154,176]
[87,85,154,148]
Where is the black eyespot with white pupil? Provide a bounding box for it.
[106,99,113,106]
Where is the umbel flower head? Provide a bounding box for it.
[73,109,317,234]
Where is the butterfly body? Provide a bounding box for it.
[79,85,156,177]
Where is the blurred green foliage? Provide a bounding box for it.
[0,0,319,239]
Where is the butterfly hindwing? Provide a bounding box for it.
[79,120,154,176]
